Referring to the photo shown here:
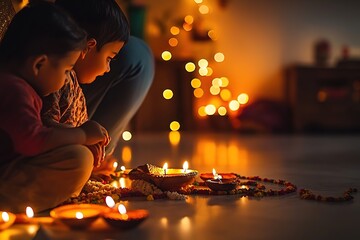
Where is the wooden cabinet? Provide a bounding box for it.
[286,65,360,132]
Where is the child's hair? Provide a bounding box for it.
[0,1,87,66]
[55,0,130,50]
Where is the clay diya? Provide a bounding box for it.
[0,211,16,231]
[50,204,107,229]
[102,204,149,230]
[128,163,198,191]
[205,179,237,192]
[200,169,237,182]
[15,206,54,225]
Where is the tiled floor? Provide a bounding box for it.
[1,132,360,240]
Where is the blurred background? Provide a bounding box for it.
[117,0,360,134]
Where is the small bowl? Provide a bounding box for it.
[0,211,16,231]
[205,179,237,192]
[200,173,238,182]
[102,209,149,230]
[50,204,107,229]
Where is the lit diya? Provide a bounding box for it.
[15,206,54,225]
[50,204,107,229]
[0,211,16,231]
[203,169,237,192]
[103,199,149,230]
[128,162,197,191]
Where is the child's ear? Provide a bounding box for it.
[32,55,48,76]
[80,38,97,59]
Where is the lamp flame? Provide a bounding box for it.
[212,168,222,180]
[1,212,9,222]
[26,206,34,218]
[105,196,116,208]
[183,161,189,173]
[75,212,84,219]
[118,204,127,215]
[163,162,168,175]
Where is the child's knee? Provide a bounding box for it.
[66,145,94,171]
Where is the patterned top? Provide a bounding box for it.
[41,70,88,127]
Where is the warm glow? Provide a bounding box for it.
[26,206,34,218]
[198,59,208,68]
[163,162,168,174]
[183,161,189,172]
[205,104,216,115]
[220,89,232,101]
[183,23,193,31]
[75,212,84,219]
[220,77,229,87]
[199,4,209,14]
[194,88,204,98]
[118,204,127,215]
[198,67,208,76]
[122,146,132,163]
[1,212,9,222]
[184,15,194,24]
[208,30,218,40]
[198,106,207,117]
[212,78,222,87]
[105,196,116,208]
[160,217,168,228]
[122,131,132,141]
[163,89,174,99]
[210,86,220,95]
[206,67,213,76]
[191,78,201,88]
[214,52,225,62]
[161,51,172,61]
[212,168,222,180]
[170,26,180,35]
[229,100,240,111]
[113,161,118,170]
[185,62,196,72]
[119,177,126,188]
[218,106,227,116]
[194,0,203,3]
[237,93,249,104]
[169,131,181,146]
[168,37,178,47]
[170,121,180,131]
[120,165,126,171]
[180,216,191,232]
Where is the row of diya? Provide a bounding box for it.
[0,196,148,231]
[1,162,238,232]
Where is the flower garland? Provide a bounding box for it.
[62,174,357,205]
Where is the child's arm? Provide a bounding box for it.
[41,120,108,153]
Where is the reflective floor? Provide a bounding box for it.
[1,132,360,240]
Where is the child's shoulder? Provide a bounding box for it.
[0,72,37,97]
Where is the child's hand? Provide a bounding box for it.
[80,120,108,145]
[86,143,106,167]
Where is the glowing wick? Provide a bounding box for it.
[120,165,126,171]
[113,161,118,170]
[212,168,222,181]
[118,204,128,220]
[75,212,84,219]
[105,196,116,208]
[1,212,9,222]
[183,161,189,173]
[163,162,168,175]
[26,206,34,218]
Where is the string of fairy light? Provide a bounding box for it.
[120,0,250,146]
[161,0,249,132]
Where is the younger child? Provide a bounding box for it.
[0,2,109,213]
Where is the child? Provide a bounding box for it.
[0,2,109,213]
[40,0,129,173]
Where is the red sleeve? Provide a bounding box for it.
[0,76,53,156]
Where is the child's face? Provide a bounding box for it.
[37,50,81,96]
[74,41,124,84]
